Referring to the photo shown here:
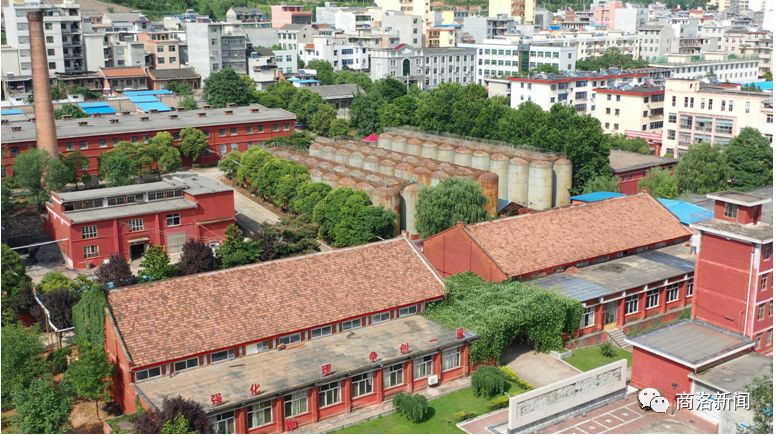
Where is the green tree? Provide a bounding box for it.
[764,71,773,81]
[165,81,193,95]
[290,181,332,215]
[13,378,72,433]
[179,127,210,163]
[603,134,651,154]
[254,158,308,203]
[1,182,12,216]
[529,63,561,74]
[741,376,772,434]
[218,150,242,180]
[638,167,678,198]
[99,145,140,186]
[350,92,385,135]
[139,245,176,281]
[328,118,350,138]
[179,95,198,110]
[1,245,35,323]
[162,415,195,434]
[372,78,407,101]
[496,101,547,144]
[38,272,75,294]
[313,187,367,242]
[217,224,261,268]
[309,102,337,136]
[288,89,325,126]
[11,149,53,209]
[576,47,648,71]
[582,174,621,193]
[72,288,108,350]
[202,68,256,107]
[333,70,373,93]
[61,151,89,189]
[332,204,397,247]
[65,347,113,420]
[261,81,298,110]
[725,127,773,190]
[236,148,273,187]
[416,178,489,238]
[674,142,731,194]
[740,84,763,92]
[307,59,335,85]
[54,103,88,120]
[141,132,182,177]
[46,158,73,192]
[2,323,45,405]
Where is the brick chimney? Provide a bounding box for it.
[28,10,58,157]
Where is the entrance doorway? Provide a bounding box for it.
[129,242,146,260]
[603,301,618,330]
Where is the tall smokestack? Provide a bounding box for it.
[28,10,58,157]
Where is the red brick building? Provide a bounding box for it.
[608,150,677,195]
[1,105,296,177]
[105,238,476,433]
[46,173,235,270]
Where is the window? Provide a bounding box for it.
[65,143,74,151]
[341,318,362,331]
[284,391,308,417]
[351,372,373,398]
[399,305,417,317]
[371,312,390,324]
[248,400,273,428]
[580,306,595,328]
[272,123,280,132]
[135,366,161,382]
[219,128,226,137]
[318,381,341,407]
[284,123,291,131]
[765,244,772,260]
[128,219,144,232]
[761,274,769,291]
[413,355,433,380]
[384,363,404,389]
[686,280,693,297]
[212,411,235,434]
[82,225,97,239]
[442,347,461,371]
[174,357,199,372]
[625,295,639,315]
[311,325,332,338]
[166,213,181,226]
[666,283,679,303]
[279,333,301,345]
[246,340,270,355]
[758,304,765,320]
[211,349,235,363]
[723,203,738,219]
[646,289,660,309]
[79,140,88,150]
[84,245,100,258]
[230,127,238,136]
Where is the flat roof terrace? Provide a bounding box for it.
[134,316,477,413]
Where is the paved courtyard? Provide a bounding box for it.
[501,343,581,388]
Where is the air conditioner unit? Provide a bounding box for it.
[427,375,439,386]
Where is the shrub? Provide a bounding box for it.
[290,181,332,216]
[37,272,74,294]
[392,393,428,423]
[13,378,73,433]
[96,254,135,288]
[487,395,510,411]
[499,366,533,390]
[42,288,80,329]
[135,396,212,433]
[454,410,476,422]
[472,366,508,398]
[47,346,72,374]
[600,342,616,358]
[178,240,219,275]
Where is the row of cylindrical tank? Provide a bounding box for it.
[376,132,573,210]
[309,140,499,219]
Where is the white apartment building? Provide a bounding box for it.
[299,35,370,71]
[461,15,516,43]
[507,71,649,113]
[249,48,279,90]
[4,0,84,75]
[382,12,424,46]
[636,24,673,61]
[369,45,476,89]
[593,86,665,136]
[460,40,524,84]
[721,30,773,77]
[530,31,636,61]
[613,7,649,33]
[661,79,774,157]
[185,22,247,79]
[374,0,434,31]
[649,53,759,83]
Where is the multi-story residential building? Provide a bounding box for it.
[102,12,151,32]
[460,40,524,84]
[277,24,304,51]
[526,42,577,71]
[488,0,536,24]
[382,12,424,46]
[248,48,280,90]
[4,0,84,75]
[375,0,434,31]
[369,45,476,89]
[530,30,637,61]
[636,23,674,61]
[185,22,248,79]
[593,86,665,138]
[45,174,235,270]
[661,79,773,157]
[299,34,370,71]
[649,53,759,82]
[612,7,649,33]
[507,70,649,113]
[460,15,516,43]
[226,7,268,24]
[425,26,458,48]
[592,0,622,29]
[722,30,773,77]
[270,4,312,28]
[138,32,182,70]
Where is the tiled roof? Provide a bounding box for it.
[108,238,445,368]
[100,67,148,78]
[463,193,692,278]
[147,67,201,80]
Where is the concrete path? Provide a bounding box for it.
[501,343,581,388]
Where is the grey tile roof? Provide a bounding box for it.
[532,274,612,302]
[608,150,677,173]
[148,68,201,80]
[64,198,197,223]
[690,352,772,393]
[308,84,363,99]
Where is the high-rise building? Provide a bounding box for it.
[185,22,248,79]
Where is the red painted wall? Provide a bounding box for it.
[105,313,138,413]
[631,347,693,403]
[422,224,508,281]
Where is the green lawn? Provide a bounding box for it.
[565,345,632,372]
[332,382,527,434]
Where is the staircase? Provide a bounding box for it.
[607,328,631,349]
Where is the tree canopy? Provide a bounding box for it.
[217,224,261,268]
[416,178,488,238]
[743,376,773,434]
[12,149,71,209]
[202,68,256,107]
[54,103,88,120]
[12,378,72,433]
[674,142,731,194]
[179,240,219,275]
[139,245,176,281]
[582,174,621,193]
[312,187,396,247]
[65,347,113,420]
[724,127,772,191]
[179,127,210,163]
[638,167,679,198]
[604,134,651,154]
[96,254,135,288]
[575,48,648,71]
[2,323,46,404]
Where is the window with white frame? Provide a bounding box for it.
[413,355,433,379]
[174,357,199,372]
[248,400,273,428]
[311,325,333,338]
[128,218,144,232]
[371,312,390,324]
[211,349,236,363]
[399,305,417,317]
[84,245,99,258]
[758,304,765,320]
[135,366,161,382]
[666,283,680,303]
[625,295,639,315]
[284,391,309,417]
[82,225,97,239]
[646,289,660,309]
[279,333,301,345]
[761,274,769,291]
[246,340,270,355]
[212,410,235,434]
[723,203,738,219]
[686,280,694,297]
[341,318,362,331]
[442,347,460,371]
[384,363,404,389]
[351,372,373,398]
[166,213,181,226]
[580,306,595,328]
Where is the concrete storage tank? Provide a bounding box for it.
[431,170,449,186]
[413,167,432,185]
[454,147,472,167]
[406,138,422,156]
[309,142,323,156]
[471,150,491,172]
[552,158,573,207]
[477,172,499,216]
[422,142,438,160]
[395,162,413,180]
[489,153,509,201]
[348,152,365,168]
[437,144,455,163]
[528,160,553,211]
[364,155,380,173]
[338,177,357,189]
[507,157,529,205]
[373,186,402,235]
[380,159,396,176]
[378,133,392,150]
[320,145,336,161]
[335,148,350,164]
[322,172,340,187]
[392,136,407,154]
[401,184,420,234]
[309,168,324,182]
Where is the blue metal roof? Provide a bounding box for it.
[123,89,173,96]
[127,95,160,103]
[658,198,713,225]
[78,102,116,115]
[296,79,321,84]
[570,191,626,202]
[134,101,172,112]
[1,109,25,115]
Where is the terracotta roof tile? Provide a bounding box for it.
[108,238,445,368]
[464,193,692,278]
[100,67,148,78]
